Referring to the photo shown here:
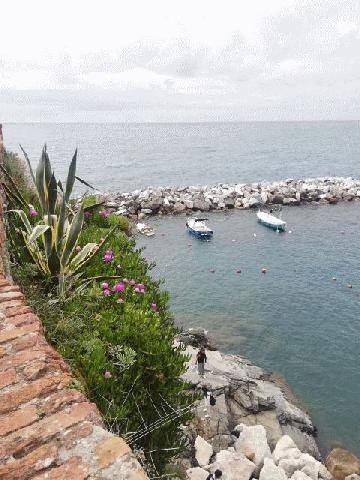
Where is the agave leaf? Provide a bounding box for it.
[57,199,66,250]
[58,179,64,192]
[48,247,61,276]
[27,224,50,245]
[64,149,77,203]
[43,147,52,196]
[35,148,47,211]
[68,242,98,273]
[8,209,32,234]
[48,173,58,214]
[19,144,36,185]
[75,175,96,190]
[60,205,84,269]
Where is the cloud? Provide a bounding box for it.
[1,0,360,121]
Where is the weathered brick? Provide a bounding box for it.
[0,278,10,287]
[40,388,87,415]
[0,285,21,293]
[0,373,71,415]
[0,345,6,357]
[60,421,94,449]
[0,322,41,344]
[32,456,89,480]
[11,333,41,352]
[0,298,25,310]
[0,402,101,459]
[96,437,131,469]
[0,443,58,480]
[0,405,39,436]
[6,305,32,317]
[0,368,16,389]
[3,312,40,329]
[0,348,43,371]
[0,290,24,303]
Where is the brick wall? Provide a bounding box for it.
[0,127,148,479]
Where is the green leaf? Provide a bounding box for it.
[7,209,32,234]
[75,175,96,190]
[60,205,84,269]
[19,144,36,185]
[64,149,77,202]
[48,172,58,214]
[27,224,50,245]
[68,242,98,273]
[35,147,47,211]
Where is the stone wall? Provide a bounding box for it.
[0,126,148,479]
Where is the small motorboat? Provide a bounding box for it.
[136,223,155,237]
[186,218,213,238]
[257,210,286,231]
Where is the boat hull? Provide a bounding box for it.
[257,218,286,231]
[187,226,213,238]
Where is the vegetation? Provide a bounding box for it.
[3,148,195,474]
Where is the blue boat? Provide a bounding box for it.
[186,218,213,238]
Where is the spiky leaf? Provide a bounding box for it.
[27,224,50,245]
[64,149,77,202]
[60,205,84,269]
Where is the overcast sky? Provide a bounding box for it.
[1,0,359,122]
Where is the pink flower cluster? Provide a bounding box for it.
[103,250,113,263]
[134,283,145,293]
[101,281,124,304]
[29,207,38,217]
[75,245,82,252]
[104,371,112,379]
[99,210,110,218]
[84,211,92,219]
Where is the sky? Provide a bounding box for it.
[1,0,360,122]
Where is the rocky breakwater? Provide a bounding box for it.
[99,177,360,217]
[174,329,360,480]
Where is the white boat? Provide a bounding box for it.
[186,218,213,238]
[257,211,286,231]
[136,223,155,237]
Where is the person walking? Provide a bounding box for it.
[196,347,207,376]
[206,470,223,479]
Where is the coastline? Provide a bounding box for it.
[97,176,360,218]
[175,329,360,480]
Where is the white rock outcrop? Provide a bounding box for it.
[210,449,256,480]
[195,435,213,467]
[235,424,272,470]
[260,458,288,480]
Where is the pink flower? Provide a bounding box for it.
[116,298,124,304]
[84,211,92,218]
[100,282,109,289]
[112,282,124,292]
[103,250,113,263]
[103,289,111,297]
[99,210,110,218]
[29,207,38,217]
[134,287,140,293]
[129,279,135,285]
[136,283,145,292]
[150,303,157,311]
[104,371,112,379]
[75,245,82,252]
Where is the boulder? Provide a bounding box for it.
[173,202,186,213]
[234,424,271,470]
[260,458,288,480]
[140,208,153,215]
[195,435,213,467]
[210,449,256,480]
[186,467,209,480]
[345,475,360,480]
[291,472,313,480]
[249,197,260,208]
[325,448,360,480]
[273,436,302,464]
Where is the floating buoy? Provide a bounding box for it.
[188,243,192,247]
[232,239,236,242]
[261,268,267,274]
[209,269,216,273]
[332,277,337,281]
[289,230,292,234]
[340,230,345,235]
[253,233,257,238]
[236,268,241,273]
[347,284,352,289]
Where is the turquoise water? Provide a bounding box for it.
[137,204,360,456]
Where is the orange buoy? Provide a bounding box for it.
[261,268,267,274]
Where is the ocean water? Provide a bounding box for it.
[137,205,360,457]
[3,122,360,456]
[3,121,360,192]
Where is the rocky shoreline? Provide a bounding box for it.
[174,329,360,480]
[98,177,360,217]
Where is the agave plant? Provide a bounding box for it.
[9,146,101,295]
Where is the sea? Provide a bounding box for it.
[3,122,360,456]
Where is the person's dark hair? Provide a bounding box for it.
[215,470,222,478]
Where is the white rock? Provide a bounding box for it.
[291,471,313,480]
[273,436,302,464]
[260,458,288,480]
[186,467,209,480]
[195,435,213,467]
[235,424,272,469]
[211,449,256,480]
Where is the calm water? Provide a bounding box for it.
[3,122,360,455]
[137,205,360,456]
[3,122,360,192]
